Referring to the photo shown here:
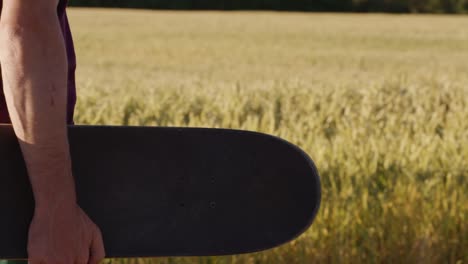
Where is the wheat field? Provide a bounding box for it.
[67,8,468,263]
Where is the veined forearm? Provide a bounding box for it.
[0,2,106,262]
[0,16,76,209]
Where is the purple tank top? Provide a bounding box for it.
[0,0,77,125]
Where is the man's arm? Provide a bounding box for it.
[0,1,105,263]
[1,0,74,214]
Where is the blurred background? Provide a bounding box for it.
[67,0,467,263]
[69,0,468,13]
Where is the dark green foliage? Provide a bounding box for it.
[69,0,468,13]
[68,0,351,11]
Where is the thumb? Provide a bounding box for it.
[88,226,106,264]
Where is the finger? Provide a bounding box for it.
[88,227,106,264]
[72,241,86,263]
[77,229,90,264]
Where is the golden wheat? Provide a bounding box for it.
[68,9,468,263]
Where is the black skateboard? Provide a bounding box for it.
[0,125,321,259]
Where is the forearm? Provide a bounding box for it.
[0,9,76,210]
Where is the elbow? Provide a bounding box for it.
[0,26,22,60]
[0,25,28,60]
[0,23,23,41]
[0,19,57,60]
[0,3,58,39]
[0,0,61,47]
[0,18,53,38]
[0,0,57,28]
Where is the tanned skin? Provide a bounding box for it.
[0,0,105,263]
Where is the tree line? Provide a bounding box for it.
[69,0,468,13]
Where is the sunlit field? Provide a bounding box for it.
[68,9,468,263]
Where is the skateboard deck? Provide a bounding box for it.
[0,125,321,259]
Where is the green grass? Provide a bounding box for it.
[68,9,468,263]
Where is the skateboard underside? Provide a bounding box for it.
[0,125,321,258]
